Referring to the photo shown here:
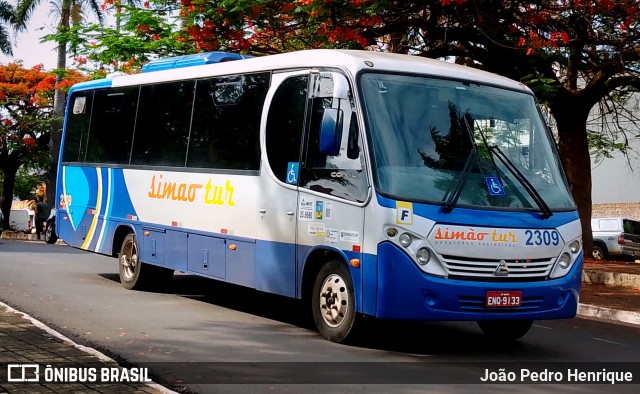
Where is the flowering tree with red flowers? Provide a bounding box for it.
[0,62,85,228]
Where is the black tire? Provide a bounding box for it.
[592,245,607,261]
[118,234,146,290]
[44,221,58,244]
[477,320,533,340]
[118,233,174,290]
[312,260,357,343]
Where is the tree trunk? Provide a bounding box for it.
[46,1,71,213]
[554,107,593,259]
[1,163,18,229]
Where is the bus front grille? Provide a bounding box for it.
[441,255,555,281]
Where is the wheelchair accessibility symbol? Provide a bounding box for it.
[286,162,299,185]
[485,176,505,196]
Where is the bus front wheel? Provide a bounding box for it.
[477,319,533,340]
[312,260,356,343]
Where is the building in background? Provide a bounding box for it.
[589,95,640,220]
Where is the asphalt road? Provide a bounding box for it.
[1,239,639,393]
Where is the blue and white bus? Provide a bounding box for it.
[53,50,582,343]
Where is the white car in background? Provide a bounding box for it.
[9,208,35,234]
[592,217,640,261]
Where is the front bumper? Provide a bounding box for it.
[375,242,582,321]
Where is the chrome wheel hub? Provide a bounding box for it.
[319,273,349,328]
[120,241,138,280]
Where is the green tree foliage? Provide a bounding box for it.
[48,2,194,75]
[12,166,47,200]
[0,0,15,55]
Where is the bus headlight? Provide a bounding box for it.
[569,240,581,254]
[416,248,431,265]
[558,252,571,269]
[399,233,412,247]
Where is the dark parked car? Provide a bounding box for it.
[0,209,4,238]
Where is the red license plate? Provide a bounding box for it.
[485,291,522,307]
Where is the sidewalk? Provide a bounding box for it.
[0,303,175,394]
[1,233,639,393]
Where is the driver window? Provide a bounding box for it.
[300,76,368,202]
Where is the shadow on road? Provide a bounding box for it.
[99,272,552,358]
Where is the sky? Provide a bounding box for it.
[0,5,59,70]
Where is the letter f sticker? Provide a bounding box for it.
[396,201,413,225]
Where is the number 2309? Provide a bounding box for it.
[525,230,560,246]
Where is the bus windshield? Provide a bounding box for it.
[360,73,575,211]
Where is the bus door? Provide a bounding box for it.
[257,71,311,297]
[296,71,368,301]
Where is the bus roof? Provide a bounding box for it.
[70,49,530,94]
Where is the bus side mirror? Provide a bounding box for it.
[319,108,343,156]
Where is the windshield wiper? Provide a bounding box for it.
[442,149,476,213]
[441,114,485,213]
[488,145,553,219]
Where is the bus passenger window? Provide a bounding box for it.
[131,80,195,167]
[187,73,268,170]
[85,87,138,165]
[265,75,309,184]
[62,92,94,163]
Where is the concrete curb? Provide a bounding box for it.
[583,269,640,288]
[578,303,640,326]
[0,231,65,245]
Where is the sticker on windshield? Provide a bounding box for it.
[485,177,505,196]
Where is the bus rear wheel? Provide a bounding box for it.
[118,233,173,290]
[312,260,356,343]
[477,319,533,340]
[119,234,143,290]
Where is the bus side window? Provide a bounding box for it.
[85,87,138,165]
[131,80,195,167]
[187,73,269,170]
[62,92,94,163]
[265,75,309,184]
